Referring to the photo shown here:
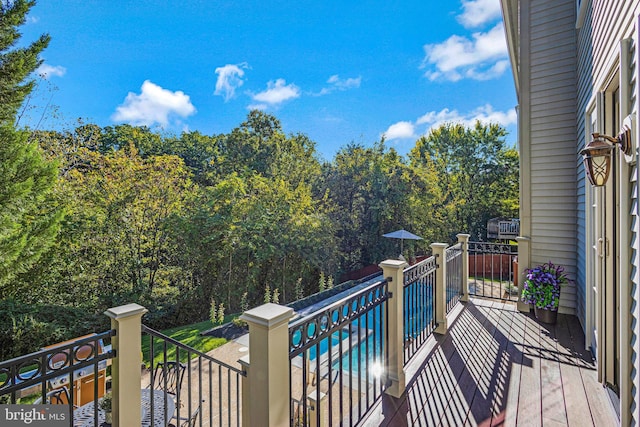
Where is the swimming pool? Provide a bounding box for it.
[305,328,352,362]
[292,280,440,377]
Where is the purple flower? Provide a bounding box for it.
[520,261,569,310]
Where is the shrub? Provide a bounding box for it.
[217,303,225,325]
[209,299,217,324]
[0,300,106,361]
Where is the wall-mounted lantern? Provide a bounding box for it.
[581,126,632,187]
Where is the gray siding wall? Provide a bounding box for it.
[631,17,640,423]
[575,1,593,330]
[528,0,578,313]
[631,163,638,427]
[575,1,640,424]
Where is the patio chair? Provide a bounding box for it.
[151,361,186,396]
[34,386,78,408]
[169,403,200,427]
[47,386,71,405]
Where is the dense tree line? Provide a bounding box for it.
[0,1,519,359]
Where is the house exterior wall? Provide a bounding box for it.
[574,1,593,330]
[503,0,640,423]
[575,1,640,425]
[522,0,579,314]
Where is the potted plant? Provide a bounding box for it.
[520,261,569,324]
[99,391,112,425]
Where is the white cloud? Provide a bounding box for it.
[214,63,249,101]
[247,103,268,111]
[37,63,66,79]
[316,74,362,95]
[383,121,416,140]
[422,23,508,81]
[384,104,515,141]
[458,0,502,28]
[465,59,510,80]
[417,104,517,130]
[468,104,517,126]
[327,75,361,90]
[251,79,300,105]
[112,80,196,127]
[416,108,465,126]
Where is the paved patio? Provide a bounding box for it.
[361,297,617,426]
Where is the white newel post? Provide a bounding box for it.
[431,243,448,335]
[457,234,471,302]
[104,303,147,427]
[238,303,294,427]
[307,391,327,427]
[379,259,408,398]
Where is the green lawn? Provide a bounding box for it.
[141,318,231,368]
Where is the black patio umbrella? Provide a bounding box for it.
[382,229,423,256]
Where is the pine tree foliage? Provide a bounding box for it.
[0,0,61,293]
[0,0,50,125]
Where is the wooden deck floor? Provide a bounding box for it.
[362,298,618,427]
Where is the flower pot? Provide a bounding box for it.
[104,411,112,425]
[534,306,558,324]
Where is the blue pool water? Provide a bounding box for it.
[296,279,454,376]
[306,328,351,361]
[331,305,384,376]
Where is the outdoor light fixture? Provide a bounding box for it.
[581,125,632,187]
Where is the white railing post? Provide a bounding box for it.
[516,236,531,312]
[379,259,407,398]
[104,303,147,427]
[308,391,327,427]
[457,234,471,302]
[238,303,294,427]
[431,243,448,334]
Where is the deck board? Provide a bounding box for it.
[438,301,498,427]
[516,305,542,426]
[554,313,594,427]
[502,301,524,427]
[540,320,567,425]
[465,301,506,426]
[565,315,617,425]
[361,298,618,427]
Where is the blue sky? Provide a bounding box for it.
[21,0,517,160]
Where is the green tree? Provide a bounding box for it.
[162,131,221,186]
[100,124,163,155]
[409,122,519,241]
[82,145,194,295]
[216,110,321,186]
[0,0,50,125]
[0,127,63,294]
[0,0,62,294]
[20,130,195,311]
[318,141,414,270]
[168,112,334,311]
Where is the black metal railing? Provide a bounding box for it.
[0,330,115,427]
[402,256,437,365]
[468,241,518,301]
[288,278,389,427]
[446,242,463,313]
[141,325,246,427]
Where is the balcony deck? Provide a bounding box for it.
[362,297,617,426]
